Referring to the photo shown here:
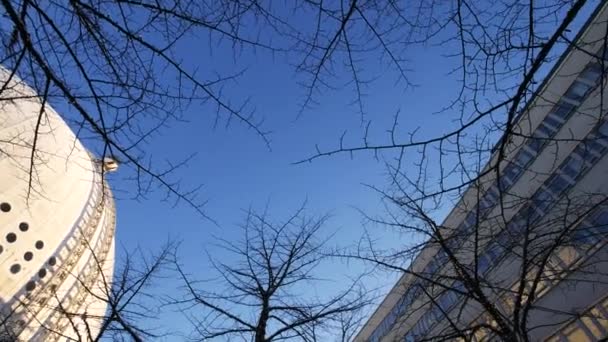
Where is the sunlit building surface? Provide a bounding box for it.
[356,3,608,342]
[0,70,116,340]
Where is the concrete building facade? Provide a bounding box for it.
[356,3,608,342]
[0,70,116,340]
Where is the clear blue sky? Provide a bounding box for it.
[94,1,601,339]
[108,34,458,337]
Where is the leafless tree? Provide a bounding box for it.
[170,204,369,341]
[4,0,608,340]
[313,1,608,340]
[0,241,175,342]
[0,0,282,217]
[333,303,369,342]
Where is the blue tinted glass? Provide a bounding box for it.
[478,255,490,274]
[551,101,576,121]
[527,138,544,154]
[509,212,529,233]
[564,80,592,102]
[485,186,499,202]
[487,242,505,260]
[590,210,608,236]
[561,156,584,179]
[529,207,543,223]
[454,281,465,292]
[515,148,534,167]
[587,139,605,154]
[547,175,570,195]
[437,250,448,264]
[499,177,512,190]
[579,63,603,83]
[533,124,551,138]
[465,212,476,226]
[538,123,556,137]
[496,232,510,246]
[503,164,522,183]
[573,225,598,245]
[426,261,438,274]
[599,121,608,137]
[533,189,553,213]
[543,114,562,128]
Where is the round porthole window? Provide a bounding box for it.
[35,240,44,249]
[38,268,47,278]
[19,222,29,232]
[0,202,11,212]
[6,233,16,243]
[24,252,33,261]
[25,281,35,292]
[48,257,56,266]
[0,245,3,254]
[10,264,21,274]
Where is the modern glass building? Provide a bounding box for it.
[355,2,608,342]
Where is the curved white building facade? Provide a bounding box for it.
[0,70,116,341]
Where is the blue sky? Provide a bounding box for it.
[90,0,602,338]
[108,37,457,336]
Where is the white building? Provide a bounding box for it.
[356,2,608,342]
[0,70,116,340]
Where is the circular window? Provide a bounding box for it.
[19,222,29,232]
[48,257,56,266]
[24,252,33,261]
[0,202,11,212]
[25,281,35,292]
[10,264,21,274]
[0,245,3,254]
[6,233,16,243]
[38,268,47,278]
[35,240,44,250]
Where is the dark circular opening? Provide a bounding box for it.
[0,202,11,212]
[24,252,33,261]
[35,240,44,250]
[6,233,16,243]
[25,281,35,292]
[0,245,3,254]
[48,257,56,266]
[19,222,29,232]
[38,268,47,278]
[10,264,21,274]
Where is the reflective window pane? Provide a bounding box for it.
[564,80,592,102]
[551,100,576,121]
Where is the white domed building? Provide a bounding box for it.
[0,70,116,341]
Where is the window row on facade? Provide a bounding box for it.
[367,48,608,342]
[403,113,608,341]
[545,294,608,342]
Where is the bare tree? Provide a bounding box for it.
[170,204,369,341]
[0,240,175,342]
[333,303,369,342]
[0,0,282,217]
[319,2,608,340]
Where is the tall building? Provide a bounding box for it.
[0,70,116,340]
[356,3,608,342]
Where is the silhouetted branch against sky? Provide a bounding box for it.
[2,0,608,340]
[168,204,371,341]
[1,0,603,219]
